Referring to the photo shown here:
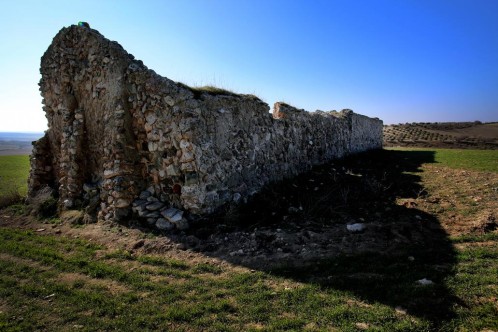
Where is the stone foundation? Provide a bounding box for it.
[29,25,383,230]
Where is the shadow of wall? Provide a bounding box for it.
[154,149,458,327]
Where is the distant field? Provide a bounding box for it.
[0,141,33,156]
[0,155,30,196]
[384,122,498,149]
[0,132,42,156]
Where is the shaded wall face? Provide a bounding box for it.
[30,25,383,226]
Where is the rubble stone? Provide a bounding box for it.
[156,218,174,231]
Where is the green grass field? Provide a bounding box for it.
[0,155,30,196]
[387,147,498,173]
[433,148,498,172]
[0,148,497,331]
[0,229,439,331]
[1,227,495,331]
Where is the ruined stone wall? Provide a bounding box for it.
[29,25,383,230]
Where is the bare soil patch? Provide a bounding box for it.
[451,122,498,139]
[416,165,498,237]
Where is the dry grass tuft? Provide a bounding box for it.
[0,189,23,209]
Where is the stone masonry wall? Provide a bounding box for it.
[29,25,383,230]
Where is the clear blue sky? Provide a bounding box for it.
[1,0,497,132]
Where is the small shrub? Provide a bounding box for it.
[38,196,58,218]
[6,203,27,215]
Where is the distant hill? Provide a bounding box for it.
[384,122,498,149]
[0,132,43,156]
